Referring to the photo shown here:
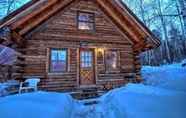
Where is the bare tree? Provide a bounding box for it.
[178,0,186,36]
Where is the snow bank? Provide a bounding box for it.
[142,64,186,92]
[84,63,186,118]
[0,92,75,118]
[99,83,186,118]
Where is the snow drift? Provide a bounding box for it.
[99,83,186,118]
[96,64,186,118]
[142,64,186,92]
[0,92,75,118]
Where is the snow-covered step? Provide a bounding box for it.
[70,87,106,100]
[80,98,100,105]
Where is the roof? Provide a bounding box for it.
[0,0,160,51]
[0,0,38,25]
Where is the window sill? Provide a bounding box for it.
[105,70,121,74]
[77,29,96,34]
[47,72,68,76]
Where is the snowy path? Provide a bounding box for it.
[72,105,104,118]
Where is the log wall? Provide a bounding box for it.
[18,0,139,92]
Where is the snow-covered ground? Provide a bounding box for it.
[72,63,186,118]
[0,63,186,118]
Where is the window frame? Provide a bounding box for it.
[104,50,119,72]
[77,11,95,31]
[49,48,68,73]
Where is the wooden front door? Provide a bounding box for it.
[80,48,95,85]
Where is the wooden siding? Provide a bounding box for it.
[19,0,136,92]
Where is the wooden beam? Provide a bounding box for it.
[0,0,46,29]
[19,0,74,35]
[133,39,146,52]
[11,31,24,46]
[1,40,13,47]
[111,0,146,37]
[10,0,51,30]
[115,0,161,47]
[114,0,146,36]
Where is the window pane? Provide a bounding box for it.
[51,50,58,61]
[78,12,94,30]
[51,61,66,72]
[50,49,67,72]
[79,12,94,22]
[58,50,66,61]
[105,51,117,70]
[78,22,94,30]
[81,51,92,68]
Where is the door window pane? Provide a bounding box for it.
[81,51,92,68]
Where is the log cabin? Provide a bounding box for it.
[0,0,160,97]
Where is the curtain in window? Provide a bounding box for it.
[105,51,118,71]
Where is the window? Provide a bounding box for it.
[50,49,67,72]
[81,51,93,68]
[105,51,118,71]
[78,12,95,30]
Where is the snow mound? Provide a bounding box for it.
[94,64,186,118]
[142,64,186,92]
[100,83,186,118]
[0,91,75,118]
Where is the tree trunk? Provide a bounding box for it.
[176,0,185,38]
[157,0,171,63]
[178,0,186,37]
